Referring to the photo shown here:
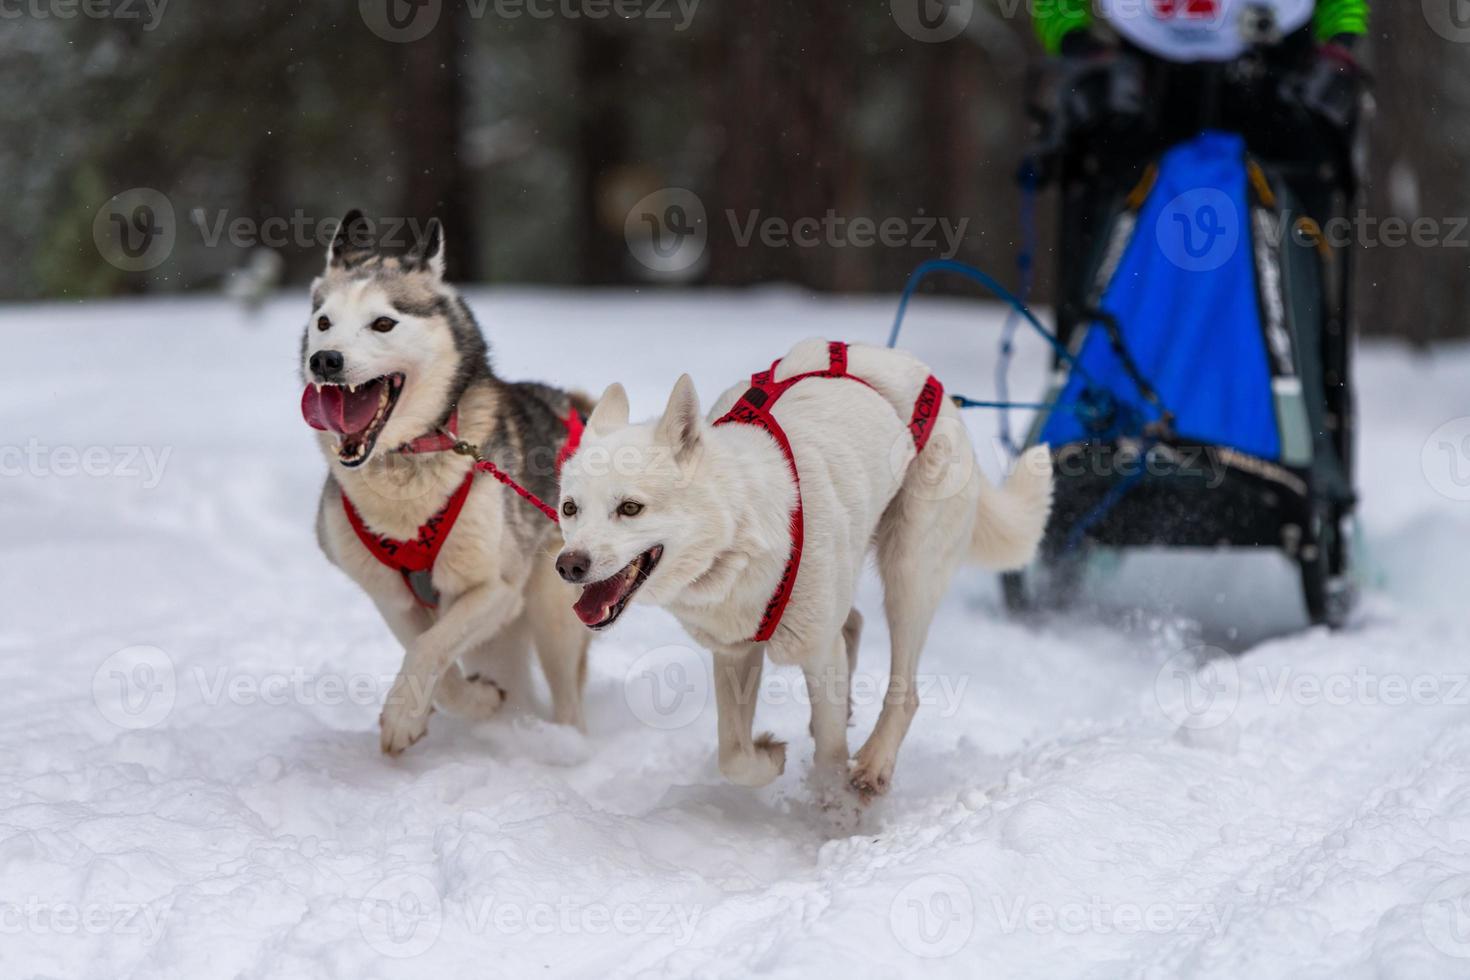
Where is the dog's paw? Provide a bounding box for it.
[436,671,507,721]
[720,732,787,787]
[380,677,434,756]
[809,763,862,831]
[848,746,895,804]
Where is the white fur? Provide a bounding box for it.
[558,339,1054,800]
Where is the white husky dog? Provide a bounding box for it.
[554,338,1053,800]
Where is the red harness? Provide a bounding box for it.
[712,342,944,642]
[341,407,583,609]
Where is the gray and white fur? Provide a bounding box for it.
[304,211,593,754]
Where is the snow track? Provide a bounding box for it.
[2,292,1467,978]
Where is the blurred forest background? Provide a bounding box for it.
[3,0,1467,342]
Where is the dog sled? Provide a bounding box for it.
[892,70,1360,627]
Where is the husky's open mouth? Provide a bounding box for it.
[573,546,664,630]
[301,373,406,467]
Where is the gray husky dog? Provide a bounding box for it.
[302,211,592,754]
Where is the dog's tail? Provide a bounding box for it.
[970,445,1054,571]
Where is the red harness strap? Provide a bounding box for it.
[341,406,583,609]
[713,342,944,642]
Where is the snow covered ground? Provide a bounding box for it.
[3,290,1468,979]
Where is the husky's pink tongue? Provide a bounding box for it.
[574,575,629,626]
[301,382,382,434]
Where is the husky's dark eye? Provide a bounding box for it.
[371,317,398,333]
[561,500,578,518]
[316,316,331,331]
[617,500,644,517]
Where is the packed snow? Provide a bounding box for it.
[3,291,1468,979]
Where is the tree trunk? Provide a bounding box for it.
[394,0,478,280]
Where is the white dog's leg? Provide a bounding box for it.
[381,582,525,755]
[852,482,972,800]
[803,633,853,810]
[526,553,590,731]
[714,647,785,787]
[841,607,863,722]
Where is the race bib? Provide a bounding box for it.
[1099,0,1314,61]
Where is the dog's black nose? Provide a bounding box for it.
[310,350,345,381]
[556,550,590,583]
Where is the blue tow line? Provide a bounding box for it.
[886,220,1169,555]
[886,258,1090,383]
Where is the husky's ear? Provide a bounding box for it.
[656,374,702,462]
[587,383,630,435]
[409,218,446,280]
[327,210,372,271]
